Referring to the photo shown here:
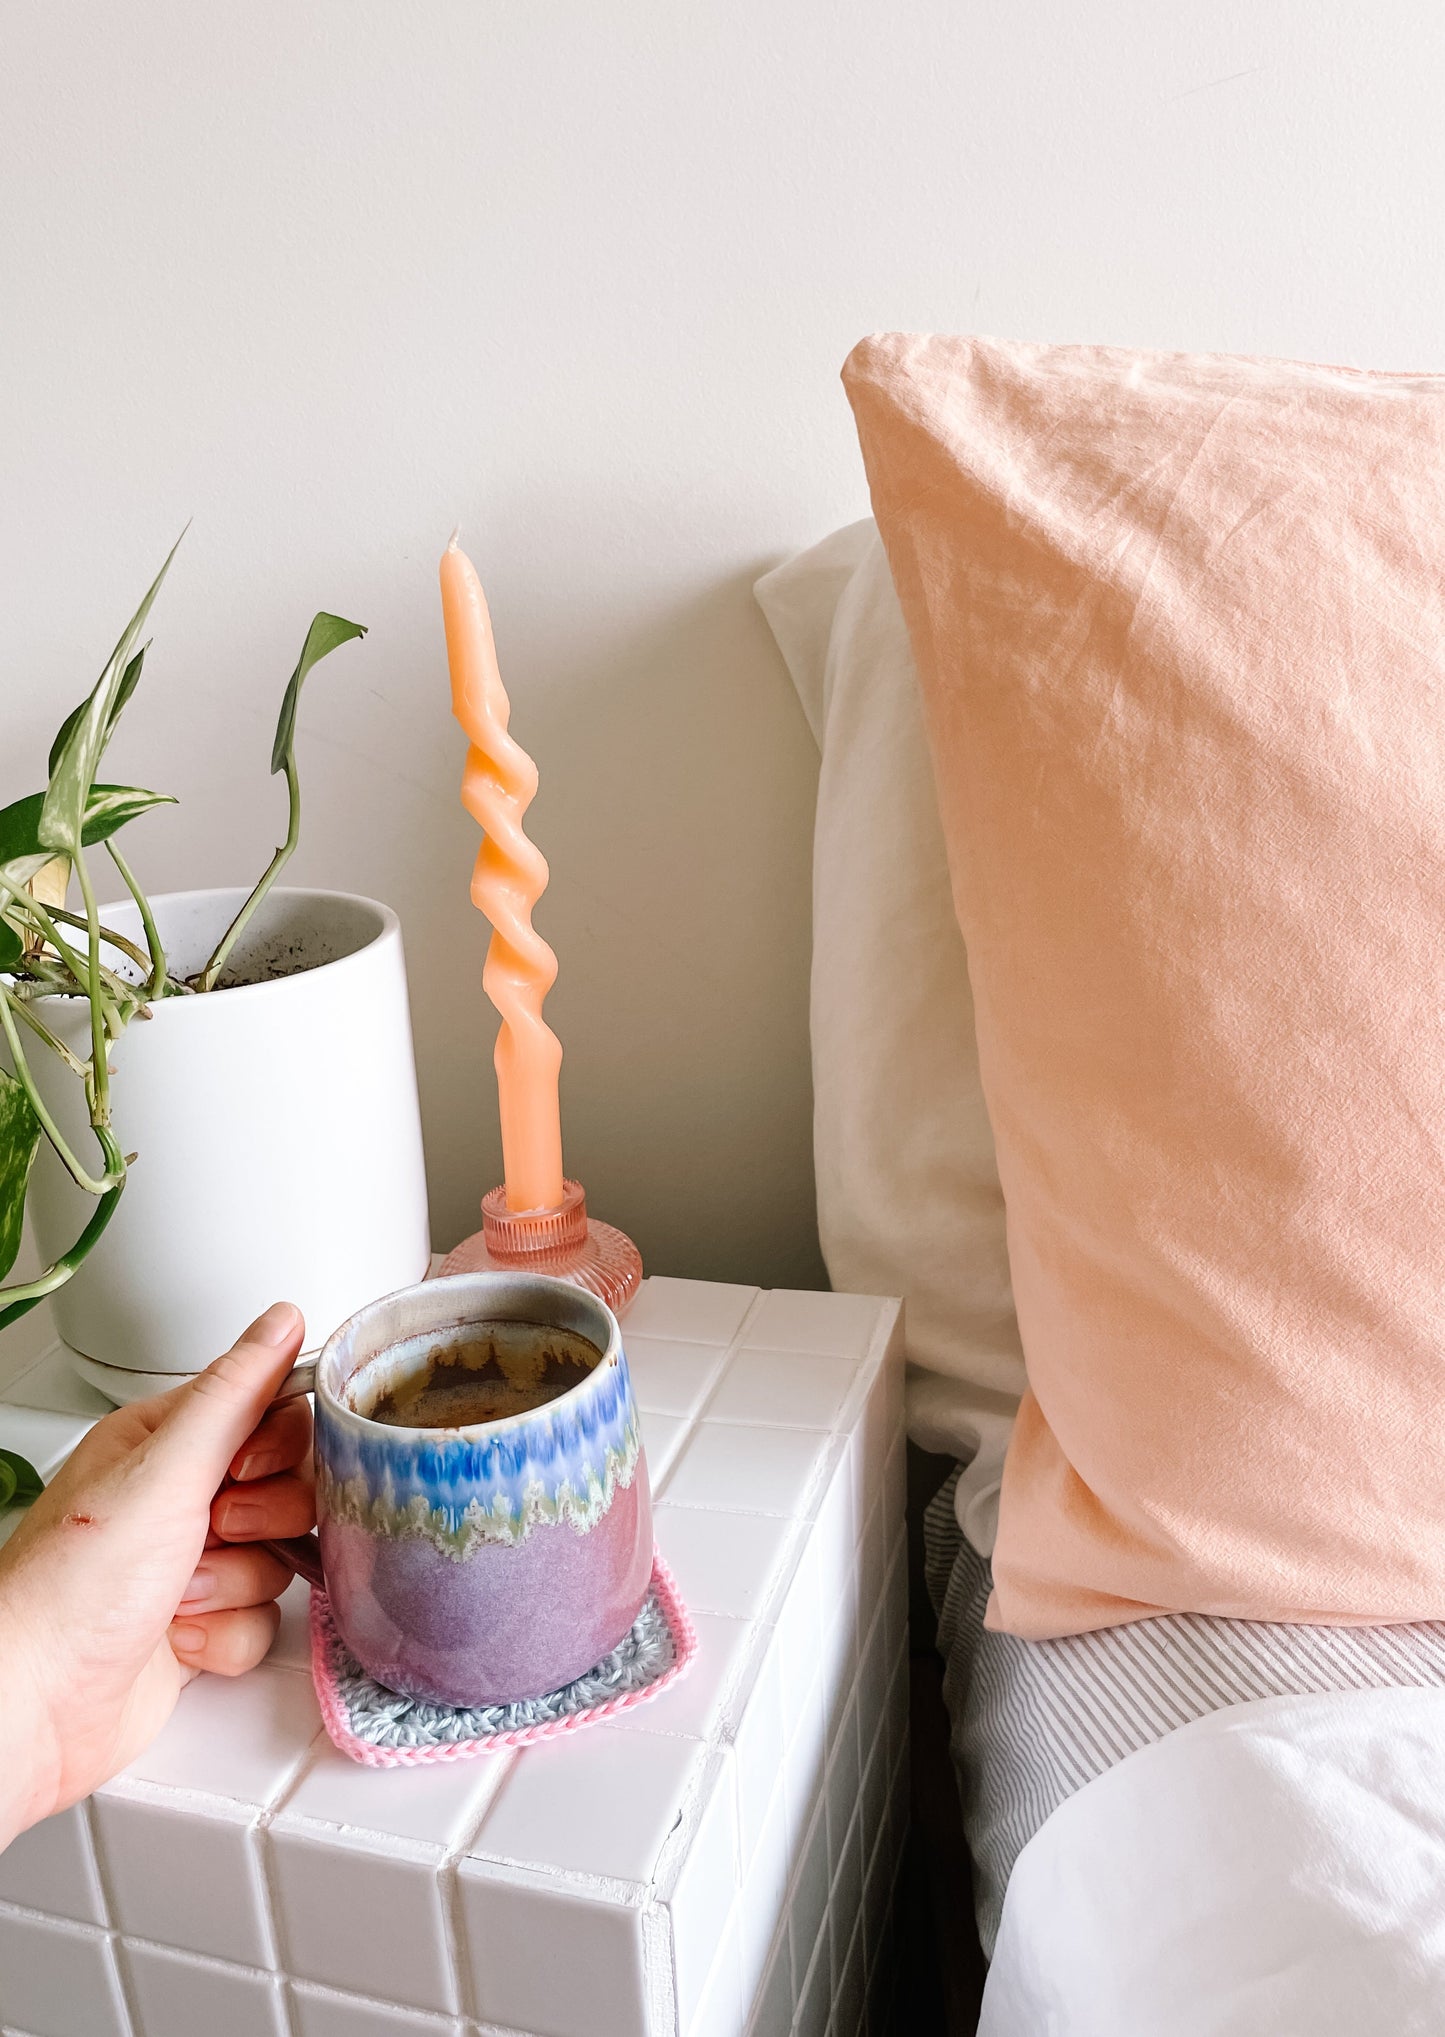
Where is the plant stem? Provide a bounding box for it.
[105,842,168,997]
[0,1139,124,1332]
[72,849,111,1125]
[0,881,92,986]
[0,989,119,1196]
[4,995,88,1079]
[40,900,157,982]
[193,753,299,992]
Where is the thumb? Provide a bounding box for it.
[145,1303,307,1502]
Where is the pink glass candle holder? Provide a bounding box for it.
[439,1178,642,1317]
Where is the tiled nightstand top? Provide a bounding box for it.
[0,1278,907,2037]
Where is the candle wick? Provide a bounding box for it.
[447,525,461,552]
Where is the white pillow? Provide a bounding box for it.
[756,522,1023,1552]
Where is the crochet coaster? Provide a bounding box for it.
[309,1554,697,1767]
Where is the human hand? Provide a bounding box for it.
[0,1301,311,1845]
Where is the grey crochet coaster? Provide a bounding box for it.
[310,1554,697,1767]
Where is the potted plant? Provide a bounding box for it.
[0,539,431,1402]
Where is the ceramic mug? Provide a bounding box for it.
[264,1270,653,1707]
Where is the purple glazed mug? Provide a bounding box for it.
[264,1271,654,1707]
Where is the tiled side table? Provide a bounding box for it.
[0,1279,907,2037]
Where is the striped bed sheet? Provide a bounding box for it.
[923,1469,1445,1956]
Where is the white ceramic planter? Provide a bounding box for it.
[21,887,431,1401]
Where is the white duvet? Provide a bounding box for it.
[983,1688,1445,2035]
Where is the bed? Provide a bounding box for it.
[757,331,1445,2030]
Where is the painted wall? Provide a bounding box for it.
[4,0,1442,1314]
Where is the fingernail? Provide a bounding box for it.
[249,1302,300,1346]
[170,1622,206,1654]
[179,1565,214,1606]
[220,1499,264,1535]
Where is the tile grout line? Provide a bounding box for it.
[439,1751,520,2025]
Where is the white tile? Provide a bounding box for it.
[857,1607,890,1771]
[638,1410,689,1486]
[622,1335,727,1417]
[817,1599,857,1755]
[826,1697,862,1859]
[292,1982,463,2036]
[279,1740,508,1847]
[4,1346,112,1419]
[843,1427,869,1556]
[0,1403,94,1479]
[267,1576,313,1672]
[669,1756,739,2030]
[731,1644,786,1866]
[652,1504,795,1619]
[0,1907,127,2037]
[787,1802,830,2000]
[833,1915,866,2037]
[667,1424,829,1518]
[812,1452,858,1640]
[886,1747,909,1864]
[469,1723,701,1883]
[0,1803,103,1923]
[773,1537,824,1726]
[624,1278,757,1345]
[268,1824,455,2013]
[781,1666,827,1861]
[740,1292,883,1360]
[828,1813,865,1990]
[456,1867,648,2037]
[607,1610,751,1741]
[736,1786,789,2011]
[884,1657,909,1782]
[688,1906,744,2037]
[747,1932,794,2037]
[704,1351,857,1432]
[862,1824,893,1979]
[858,1503,886,1644]
[793,1924,832,2037]
[882,1551,907,1674]
[857,1379,890,1524]
[882,1437,905,1550]
[114,1661,320,1805]
[123,1942,286,2037]
[94,1790,271,1965]
[859,1740,890,1883]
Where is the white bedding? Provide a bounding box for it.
[983,1686,1445,2035]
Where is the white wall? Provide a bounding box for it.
[5,0,1443,1298]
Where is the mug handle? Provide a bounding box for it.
[258,1357,324,1589]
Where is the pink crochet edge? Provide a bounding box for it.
[308,1552,698,1769]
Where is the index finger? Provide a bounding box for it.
[228,1398,312,1483]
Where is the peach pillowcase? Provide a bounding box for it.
[844,332,1445,1639]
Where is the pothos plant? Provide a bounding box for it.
[0,535,367,1361]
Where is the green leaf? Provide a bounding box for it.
[270,613,367,775]
[39,533,183,856]
[0,1449,42,1507]
[47,644,149,779]
[0,925,19,974]
[0,1064,41,1282]
[0,785,175,870]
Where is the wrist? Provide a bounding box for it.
[0,1565,63,1844]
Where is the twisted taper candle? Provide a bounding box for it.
[440,536,565,1212]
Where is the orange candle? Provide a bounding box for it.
[440,535,565,1212]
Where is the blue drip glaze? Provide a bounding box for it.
[320,1348,639,1533]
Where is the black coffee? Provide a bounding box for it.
[350,1319,604,1430]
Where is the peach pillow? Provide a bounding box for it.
[844,333,1445,1639]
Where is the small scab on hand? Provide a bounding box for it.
[62,1510,98,1530]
